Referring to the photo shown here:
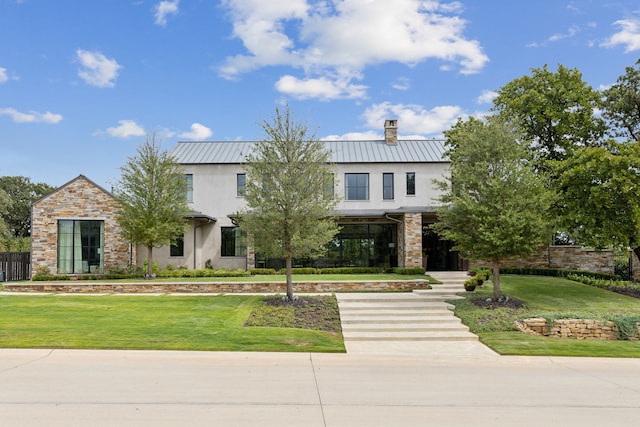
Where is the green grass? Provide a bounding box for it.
[453,275,640,357]
[0,295,345,353]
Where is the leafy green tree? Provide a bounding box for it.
[554,141,640,260]
[0,176,54,237]
[237,105,340,301]
[602,59,640,141]
[0,188,11,239]
[492,64,606,167]
[433,117,554,298]
[113,134,189,277]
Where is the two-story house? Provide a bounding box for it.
[147,120,462,272]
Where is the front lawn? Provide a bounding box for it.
[453,275,640,357]
[0,295,345,353]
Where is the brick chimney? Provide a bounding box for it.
[384,119,398,145]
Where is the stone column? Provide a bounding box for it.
[403,213,423,268]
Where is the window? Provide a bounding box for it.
[170,235,184,257]
[345,173,369,201]
[237,173,246,197]
[383,173,394,200]
[57,220,104,274]
[184,174,193,202]
[324,173,335,200]
[406,172,416,196]
[221,227,247,257]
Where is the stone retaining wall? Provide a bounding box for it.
[3,279,430,294]
[473,245,614,274]
[515,317,636,340]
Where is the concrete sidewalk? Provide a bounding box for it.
[1,348,639,427]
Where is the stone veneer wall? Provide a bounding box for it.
[31,175,133,277]
[473,245,614,275]
[403,213,423,268]
[515,318,639,340]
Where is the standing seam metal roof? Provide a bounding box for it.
[170,139,447,164]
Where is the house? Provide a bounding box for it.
[30,175,134,276]
[148,120,463,272]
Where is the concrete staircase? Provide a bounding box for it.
[337,271,478,343]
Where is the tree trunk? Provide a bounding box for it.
[285,256,294,301]
[492,260,501,299]
[633,247,640,280]
[147,245,154,278]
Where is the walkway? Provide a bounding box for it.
[336,271,497,358]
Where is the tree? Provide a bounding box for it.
[237,105,340,301]
[554,141,640,260]
[432,117,554,298]
[0,176,54,237]
[0,188,11,239]
[492,64,606,167]
[113,134,189,277]
[602,59,640,141]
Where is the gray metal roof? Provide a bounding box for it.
[170,139,447,164]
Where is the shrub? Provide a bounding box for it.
[287,268,318,275]
[250,268,277,275]
[317,267,383,274]
[32,274,71,281]
[500,267,620,281]
[391,267,425,275]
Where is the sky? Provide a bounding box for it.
[1,0,640,189]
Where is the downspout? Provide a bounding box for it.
[385,213,405,268]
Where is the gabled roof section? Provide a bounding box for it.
[32,174,114,206]
[170,139,447,165]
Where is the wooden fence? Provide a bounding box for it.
[0,252,30,282]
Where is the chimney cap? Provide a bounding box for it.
[384,119,398,128]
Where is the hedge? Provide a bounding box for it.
[500,267,620,281]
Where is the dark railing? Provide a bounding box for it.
[0,252,30,282]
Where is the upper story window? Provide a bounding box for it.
[184,174,193,203]
[345,173,369,201]
[406,172,416,196]
[383,173,394,200]
[237,173,246,197]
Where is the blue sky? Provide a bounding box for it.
[1,0,639,189]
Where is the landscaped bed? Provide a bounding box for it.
[453,275,640,357]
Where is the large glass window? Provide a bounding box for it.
[237,173,246,197]
[383,173,394,200]
[221,227,247,257]
[345,173,369,200]
[406,172,416,196]
[170,235,184,257]
[58,220,104,274]
[184,174,193,202]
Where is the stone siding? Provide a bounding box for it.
[473,245,614,274]
[4,279,430,293]
[515,318,640,340]
[31,175,133,277]
[403,213,423,268]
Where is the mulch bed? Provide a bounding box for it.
[469,295,525,310]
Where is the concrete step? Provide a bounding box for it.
[343,324,469,333]
[339,310,455,319]
[338,301,454,310]
[340,315,462,324]
[342,331,479,341]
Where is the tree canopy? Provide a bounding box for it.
[492,64,606,167]
[0,176,54,237]
[113,134,189,276]
[237,105,340,300]
[602,59,640,142]
[433,117,554,297]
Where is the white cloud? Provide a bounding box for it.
[391,77,411,91]
[476,90,497,105]
[275,74,367,100]
[601,19,640,52]
[219,0,488,99]
[0,68,7,83]
[363,102,463,136]
[154,0,179,27]
[106,120,146,138]
[322,131,382,141]
[76,49,122,88]
[548,25,579,42]
[0,107,63,124]
[179,123,213,140]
